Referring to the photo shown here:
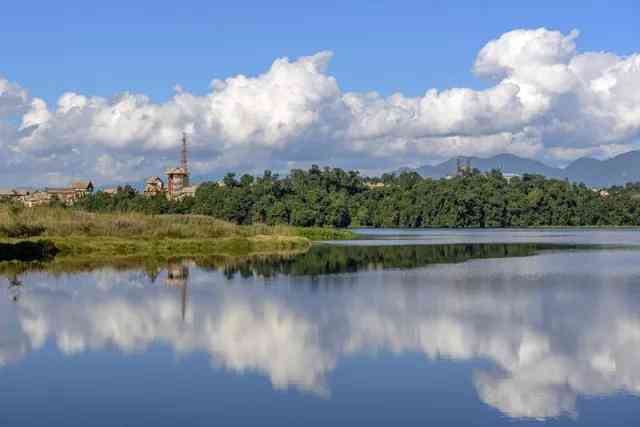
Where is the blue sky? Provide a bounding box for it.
[1,1,639,185]
[3,1,637,102]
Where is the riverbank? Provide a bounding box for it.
[0,206,355,261]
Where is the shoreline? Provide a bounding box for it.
[0,207,356,264]
[0,234,313,265]
[0,235,313,276]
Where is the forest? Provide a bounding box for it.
[72,166,640,228]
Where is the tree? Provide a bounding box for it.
[70,165,640,228]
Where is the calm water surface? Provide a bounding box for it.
[2,229,640,426]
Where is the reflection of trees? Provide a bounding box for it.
[0,241,57,262]
[0,242,593,283]
[196,243,581,279]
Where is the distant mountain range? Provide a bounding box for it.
[401,151,640,188]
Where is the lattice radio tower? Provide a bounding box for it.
[181,132,189,174]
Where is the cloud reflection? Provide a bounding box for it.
[2,249,640,419]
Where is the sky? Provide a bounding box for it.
[1,1,639,186]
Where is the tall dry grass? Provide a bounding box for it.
[0,206,351,240]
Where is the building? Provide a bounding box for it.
[365,182,386,189]
[44,188,78,204]
[168,132,191,199]
[3,178,101,210]
[165,166,189,199]
[13,188,32,199]
[1,186,85,207]
[44,181,94,205]
[71,181,94,196]
[179,185,199,198]
[23,191,52,208]
[143,176,164,196]
[144,133,200,200]
[456,158,472,177]
[103,188,118,195]
[0,188,32,202]
[503,173,522,182]
[592,188,610,198]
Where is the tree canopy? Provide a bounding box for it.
[73,167,640,228]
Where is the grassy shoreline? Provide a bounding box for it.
[0,206,356,262]
[0,247,308,277]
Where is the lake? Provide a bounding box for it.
[2,229,640,426]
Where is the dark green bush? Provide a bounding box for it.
[0,223,47,238]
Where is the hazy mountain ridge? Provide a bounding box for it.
[407,151,640,187]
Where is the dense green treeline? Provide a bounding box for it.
[74,166,640,227]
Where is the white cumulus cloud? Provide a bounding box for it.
[0,27,639,186]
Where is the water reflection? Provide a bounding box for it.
[192,242,599,280]
[6,274,23,303]
[2,243,640,421]
[166,261,189,322]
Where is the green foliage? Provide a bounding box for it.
[0,200,46,238]
[72,168,640,228]
[8,201,24,219]
[48,195,67,209]
[0,223,46,238]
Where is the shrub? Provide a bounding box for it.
[0,223,46,238]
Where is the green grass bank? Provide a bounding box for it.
[0,206,356,261]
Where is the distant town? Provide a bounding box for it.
[0,138,621,210]
[0,133,202,207]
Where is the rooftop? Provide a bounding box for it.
[45,187,76,193]
[71,180,93,189]
[165,167,188,175]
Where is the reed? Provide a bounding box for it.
[0,206,355,259]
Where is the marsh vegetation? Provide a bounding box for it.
[0,205,354,262]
